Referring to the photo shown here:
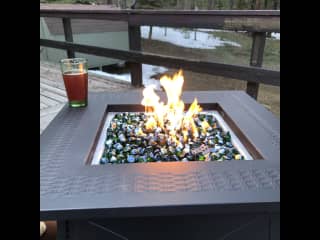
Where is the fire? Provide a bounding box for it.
[145,116,157,131]
[141,70,202,144]
[141,85,160,113]
[201,120,210,134]
[160,70,184,109]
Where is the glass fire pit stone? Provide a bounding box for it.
[95,111,250,165]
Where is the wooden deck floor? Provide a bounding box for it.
[40,61,135,134]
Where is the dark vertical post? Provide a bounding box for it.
[62,18,75,58]
[57,220,68,239]
[246,32,266,99]
[128,25,143,87]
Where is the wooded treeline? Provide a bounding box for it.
[95,0,280,10]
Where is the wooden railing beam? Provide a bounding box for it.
[40,38,280,86]
[40,8,280,32]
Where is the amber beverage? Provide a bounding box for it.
[60,58,88,107]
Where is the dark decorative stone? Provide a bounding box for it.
[100,112,244,164]
[127,155,135,163]
[100,157,108,164]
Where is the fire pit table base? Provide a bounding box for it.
[58,214,279,240]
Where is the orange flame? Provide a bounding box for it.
[201,120,210,134]
[141,85,160,111]
[141,70,202,143]
[145,116,157,131]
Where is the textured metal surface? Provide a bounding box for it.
[133,168,279,193]
[40,91,280,220]
[41,167,279,197]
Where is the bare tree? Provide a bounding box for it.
[229,0,234,9]
[120,0,127,8]
[176,0,185,9]
[208,0,214,9]
[97,0,113,4]
[255,0,262,9]
[237,0,247,9]
[114,0,119,7]
[183,0,194,9]
[191,0,195,9]
[148,26,153,39]
[250,0,255,9]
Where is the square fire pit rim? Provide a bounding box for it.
[87,102,264,165]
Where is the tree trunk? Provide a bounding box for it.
[264,0,268,9]
[273,0,279,9]
[229,0,234,9]
[184,0,192,9]
[120,0,127,9]
[97,0,111,4]
[208,0,214,9]
[237,0,246,9]
[191,0,195,9]
[148,26,153,40]
[251,0,256,9]
[255,0,262,9]
[176,0,185,9]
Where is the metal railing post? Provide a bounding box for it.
[128,25,143,87]
[246,32,266,99]
[62,18,75,58]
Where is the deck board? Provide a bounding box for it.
[40,87,68,103]
[40,82,67,97]
[40,94,61,106]
[40,61,135,134]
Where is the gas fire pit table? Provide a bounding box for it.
[40,90,280,240]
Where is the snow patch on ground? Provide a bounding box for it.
[197,28,246,33]
[141,26,241,49]
[198,28,280,41]
[271,32,280,40]
[89,69,131,82]
[88,64,168,89]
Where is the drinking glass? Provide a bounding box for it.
[60,58,88,108]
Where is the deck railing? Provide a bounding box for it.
[40,5,280,99]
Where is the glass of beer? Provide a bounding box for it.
[60,58,88,108]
